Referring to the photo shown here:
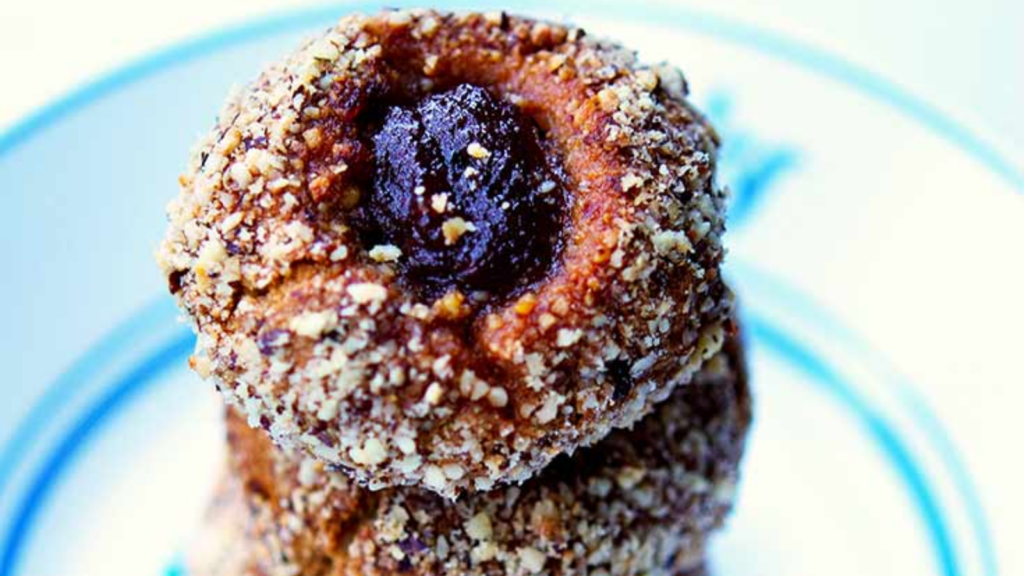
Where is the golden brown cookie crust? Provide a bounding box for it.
[190,337,751,576]
[158,9,732,497]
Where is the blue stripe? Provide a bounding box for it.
[165,558,186,576]
[0,3,1000,575]
[0,299,175,497]
[897,386,996,576]
[0,6,345,156]
[749,315,959,576]
[627,3,1024,192]
[0,332,194,576]
[731,260,997,576]
[729,149,799,226]
[0,2,1020,192]
[0,312,965,576]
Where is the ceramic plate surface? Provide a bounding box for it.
[2,2,1021,575]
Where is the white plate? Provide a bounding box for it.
[2,3,1021,575]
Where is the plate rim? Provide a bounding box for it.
[0,3,1006,575]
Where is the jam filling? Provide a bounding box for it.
[361,84,564,298]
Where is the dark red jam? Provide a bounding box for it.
[362,84,564,297]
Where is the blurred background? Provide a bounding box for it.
[0,2,1021,576]
[2,0,1022,146]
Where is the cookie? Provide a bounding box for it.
[159,9,731,497]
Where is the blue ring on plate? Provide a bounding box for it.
[747,316,957,575]
[731,261,997,576]
[0,2,1002,575]
[0,333,194,576]
[0,300,177,501]
[0,307,967,576]
[0,1,1020,192]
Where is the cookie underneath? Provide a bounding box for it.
[187,334,751,576]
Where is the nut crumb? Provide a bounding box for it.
[430,193,448,213]
[466,142,491,159]
[465,512,493,540]
[423,465,447,491]
[620,173,643,191]
[487,386,509,408]
[347,282,388,304]
[652,230,693,255]
[513,293,537,315]
[329,245,349,261]
[369,244,403,262]
[518,547,547,573]
[350,437,387,466]
[424,382,445,405]
[289,310,337,338]
[441,217,476,245]
[556,328,583,347]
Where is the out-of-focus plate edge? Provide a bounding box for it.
[0,2,1013,576]
[2,2,1021,191]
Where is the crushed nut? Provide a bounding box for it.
[467,142,491,159]
[369,244,402,262]
[441,217,476,245]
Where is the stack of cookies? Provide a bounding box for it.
[158,10,751,576]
